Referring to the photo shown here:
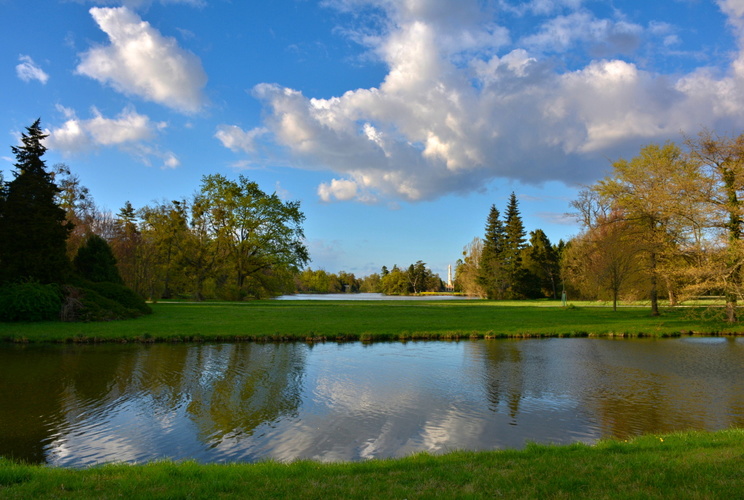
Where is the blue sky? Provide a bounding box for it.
[2,0,744,279]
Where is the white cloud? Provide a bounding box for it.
[214,125,267,153]
[84,0,206,10]
[16,55,49,84]
[76,7,207,113]
[47,106,178,169]
[521,11,643,56]
[318,178,359,202]
[249,0,744,203]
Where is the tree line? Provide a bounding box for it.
[452,130,744,323]
[564,131,744,321]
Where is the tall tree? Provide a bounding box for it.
[686,130,744,322]
[478,205,506,299]
[0,119,72,284]
[502,192,528,298]
[596,142,702,316]
[198,174,309,298]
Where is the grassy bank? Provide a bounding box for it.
[2,300,744,343]
[1,429,742,499]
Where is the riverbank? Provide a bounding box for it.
[1,428,741,499]
[2,300,744,343]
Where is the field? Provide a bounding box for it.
[1,299,743,343]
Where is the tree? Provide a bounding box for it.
[686,130,744,321]
[73,234,124,284]
[563,214,643,310]
[53,163,97,259]
[0,119,73,284]
[198,174,309,298]
[478,205,506,299]
[595,142,702,315]
[456,237,485,297]
[523,229,560,299]
[502,192,529,298]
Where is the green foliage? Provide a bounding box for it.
[85,281,151,315]
[62,281,151,322]
[0,119,72,284]
[0,282,62,321]
[74,234,124,284]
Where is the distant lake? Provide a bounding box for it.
[2,337,743,467]
[275,293,474,300]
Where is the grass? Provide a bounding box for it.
[2,299,744,343]
[0,428,742,499]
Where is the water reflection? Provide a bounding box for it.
[0,338,743,466]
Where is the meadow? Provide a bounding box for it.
[1,299,743,343]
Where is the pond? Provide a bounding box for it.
[1,338,743,467]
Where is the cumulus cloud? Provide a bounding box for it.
[248,0,744,203]
[47,106,178,169]
[16,55,49,84]
[76,7,207,113]
[214,125,267,153]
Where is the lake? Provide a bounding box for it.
[1,337,743,467]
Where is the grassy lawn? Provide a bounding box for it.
[1,299,743,343]
[1,428,742,499]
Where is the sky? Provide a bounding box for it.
[3,0,744,279]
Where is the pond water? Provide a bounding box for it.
[1,338,743,467]
[275,293,474,300]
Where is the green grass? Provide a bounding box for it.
[1,299,743,343]
[1,428,742,499]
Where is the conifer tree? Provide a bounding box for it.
[0,119,72,284]
[478,205,507,299]
[502,192,529,298]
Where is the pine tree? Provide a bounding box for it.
[0,119,73,284]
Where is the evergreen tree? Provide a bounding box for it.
[0,119,72,284]
[502,192,529,298]
[74,234,124,284]
[523,229,560,299]
[478,205,507,299]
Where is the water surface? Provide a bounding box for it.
[1,338,743,467]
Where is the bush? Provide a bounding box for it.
[73,235,124,284]
[0,282,62,322]
[86,281,151,315]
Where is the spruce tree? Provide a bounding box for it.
[478,205,507,299]
[503,192,528,298]
[0,119,73,284]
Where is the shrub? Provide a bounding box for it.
[86,281,151,315]
[0,282,62,322]
[73,235,124,284]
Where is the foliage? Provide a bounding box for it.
[0,119,73,284]
[0,282,62,322]
[455,237,485,297]
[477,194,536,299]
[114,175,309,301]
[73,234,124,284]
[61,281,151,322]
